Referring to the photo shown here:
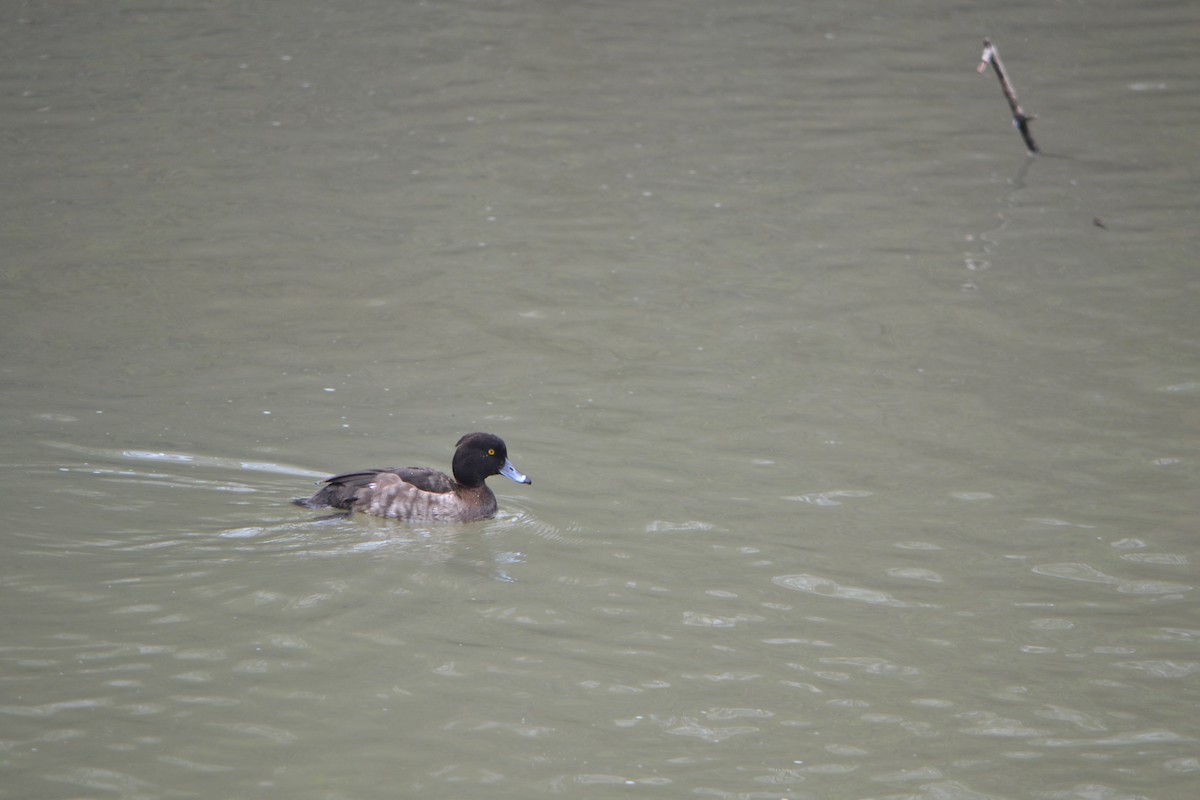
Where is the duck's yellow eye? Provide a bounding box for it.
[488,449,496,456]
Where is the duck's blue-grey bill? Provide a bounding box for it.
[500,460,531,485]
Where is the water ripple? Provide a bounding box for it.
[1031,562,1193,595]
[1038,729,1194,747]
[651,713,764,743]
[772,574,933,608]
[44,767,155,795]
[44,440,328,479]
[1110,660,1200,679]
[781,489,873,506]
[0,697,114,717]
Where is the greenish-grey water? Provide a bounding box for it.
[3,2,1198,798]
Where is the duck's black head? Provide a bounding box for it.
[451,432,532,488]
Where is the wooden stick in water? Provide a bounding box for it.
[977,38,1038,154]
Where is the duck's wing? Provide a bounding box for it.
[292,467,455,510]
[384,467,455,494]
[292,468,387,509]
